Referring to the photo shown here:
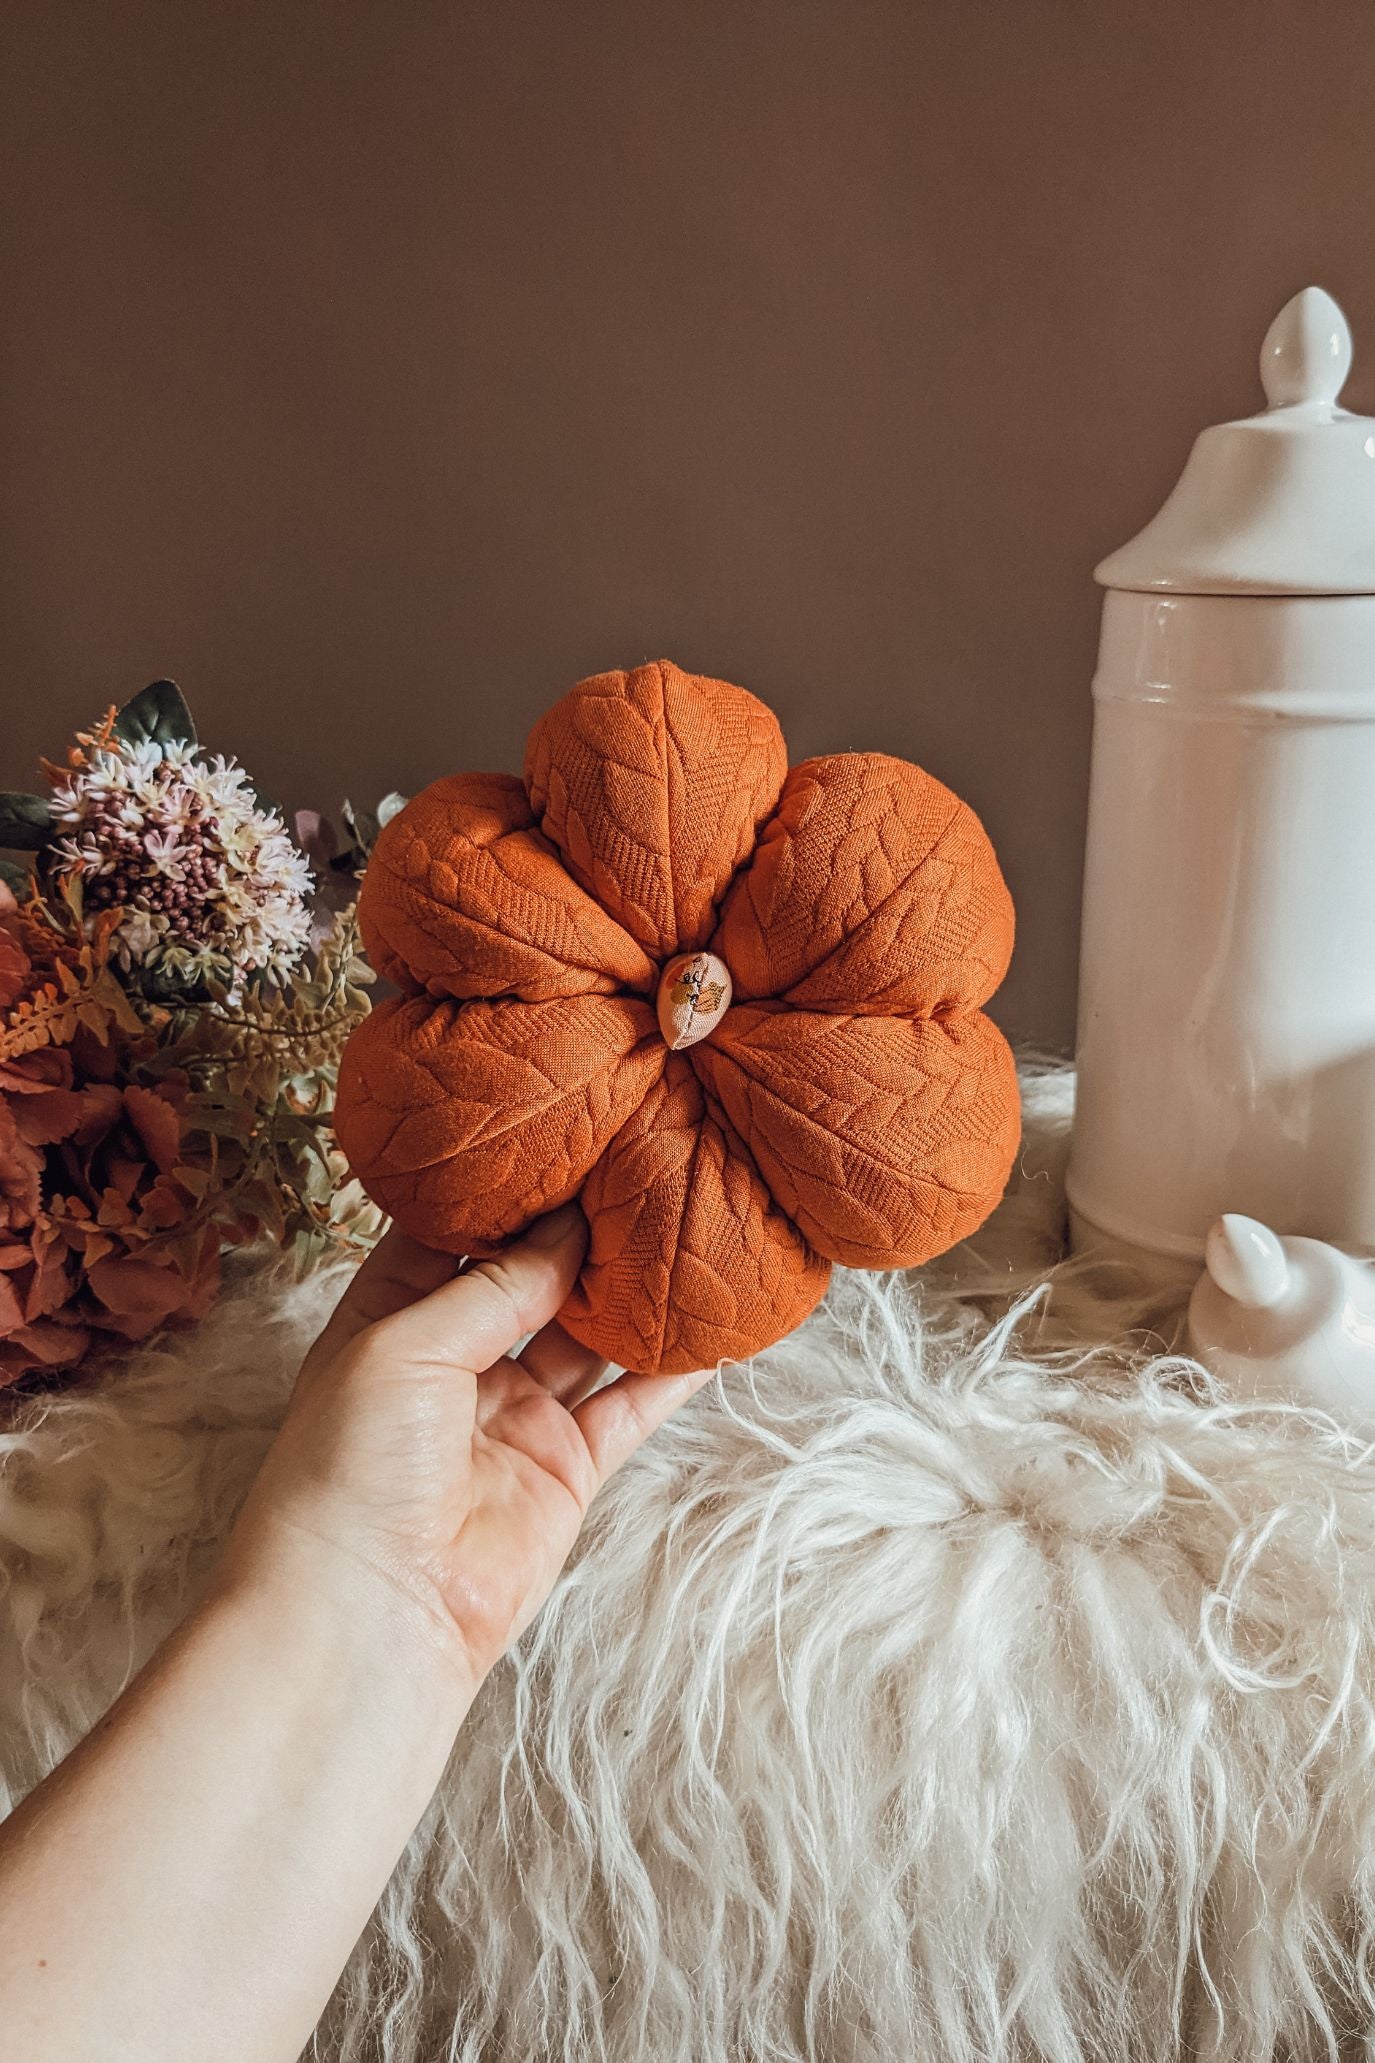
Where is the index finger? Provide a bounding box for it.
[573,1364,714,1486]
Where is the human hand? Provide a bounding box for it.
[221,1205,711,1699]
[1,1204,708,2062]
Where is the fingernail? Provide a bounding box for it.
[526,1202,584,1249]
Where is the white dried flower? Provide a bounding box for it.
[50,736,313,992]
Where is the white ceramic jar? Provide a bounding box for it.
[1067,288,1375,1270]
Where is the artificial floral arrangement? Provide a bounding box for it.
[0,680,389,1386]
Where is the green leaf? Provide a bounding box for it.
[0,856,31,893]
[0,791,53,850]
[341,799,379,853]
[113,679,197,752]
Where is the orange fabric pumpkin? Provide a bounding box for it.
[334,662,1019,1374]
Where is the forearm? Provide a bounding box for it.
[0,1527,473,2062]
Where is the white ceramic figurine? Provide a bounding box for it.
[1187,1214,1375,1435]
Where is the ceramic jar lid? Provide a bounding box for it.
[1097,287,1375,595]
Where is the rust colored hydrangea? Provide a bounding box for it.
[0,890,219,1384]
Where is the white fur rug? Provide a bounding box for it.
[3,1062,1375,2061]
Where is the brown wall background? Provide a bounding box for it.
[4,0,1375,1048]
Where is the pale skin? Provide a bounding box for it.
[0,1202,708,2061]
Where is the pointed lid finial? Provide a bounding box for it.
[1260,286,1351,410]
[1097,285,1375,595]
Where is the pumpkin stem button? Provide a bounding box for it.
[656,951,732,1051]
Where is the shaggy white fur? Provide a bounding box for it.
[3,1063,1375,2061]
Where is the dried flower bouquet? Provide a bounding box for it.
[0,681,388,1385]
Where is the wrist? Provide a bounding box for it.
[210,1510,481,1740]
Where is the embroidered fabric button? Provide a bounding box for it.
[656,951,733,1051]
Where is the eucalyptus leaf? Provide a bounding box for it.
[0,791,53,850]
[113,679,197,752]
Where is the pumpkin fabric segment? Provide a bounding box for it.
[335,660,1019,1375]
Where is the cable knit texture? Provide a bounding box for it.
[334,662,1019,1373]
